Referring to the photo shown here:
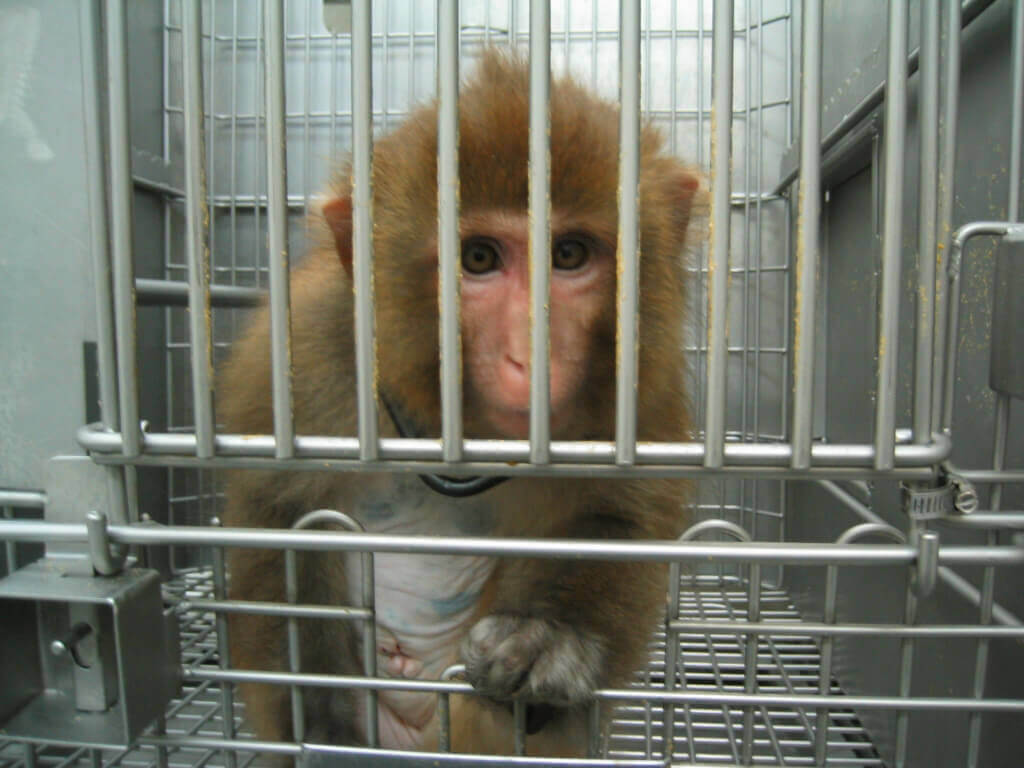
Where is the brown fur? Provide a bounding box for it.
[219,48,702,756]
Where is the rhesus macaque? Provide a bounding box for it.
[220,49,701,756]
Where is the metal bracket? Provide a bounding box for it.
[0,558,180,747]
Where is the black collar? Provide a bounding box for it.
[381,395,509,498]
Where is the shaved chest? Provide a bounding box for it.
[345,475,498,670]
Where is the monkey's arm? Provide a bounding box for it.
[461,489,680,725]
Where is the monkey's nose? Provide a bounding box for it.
[499,355,531,407]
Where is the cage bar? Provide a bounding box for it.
[351,0,379,461]
[528,0,552,464]
[912,0,940,445]
[704,0,734,469]
[615,0,642,466]
[873,0,909,470]
[264,0,295,459]
[104,0,141,458]
[438,0,463,462]
[791,0,822,469]
[931,0,962,434]
[182,0,215,459]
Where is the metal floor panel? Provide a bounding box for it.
[0,570,881,768]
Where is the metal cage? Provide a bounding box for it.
[1,0,1022,766]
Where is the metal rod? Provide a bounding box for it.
[966,394,1009,767]
[9,520,1024,568]
[704,0,734,468]
[0,490,46,508]
[77,423,952,469]
[874,0,909,470]
[913,0,940,444]
[3,507,15,574]
[80,0,120,434]
[1010,0,1024,223]
[136,278,264,308]
[104,0,141,457]
[438,0,462,463]
[668,619,1024,638]
[615,0,642,466]
[791,0,822,469]
[264,0,295,459]
[351,0,379,461]
[284,549,306,743]
[528,0,552,465]
[183,666,1024,712]
[211,545,237,768]
[180,597,372,620]
[182,0,215,459]
[942,222,1017,431]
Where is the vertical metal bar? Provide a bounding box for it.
[742,565,761,765]
[360,548,378,747]
[815,563,840,763]
[83,0,134,530]
[615,0,642,466]
[873,0,909,470]
[211,543,237,768]
[183,0,216,459]
[894,533,921,768]
[438,0,462,462]
[3,507,15,574]
[104,0,141,458]
[913,0,940,445]
[931,0,961,433]
[791,0,822,469]
[264,0,294,458]
[352,0,379,461]
[704,0,734,468]
[662,562,681,760]
[1010,0,1024,223]
[24,742,36,768]
[284,549,305,748]
[528,0,552,464]
[587,700,602,758]
[81,0,120,434]
[966,395,1009,767]
[513,700,527,755]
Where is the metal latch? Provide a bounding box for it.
[901,466,978,521]
[0,558,180,748]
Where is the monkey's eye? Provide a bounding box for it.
[552,238,589,271]
[461,239,501,274]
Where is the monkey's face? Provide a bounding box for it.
[458,209,617,440]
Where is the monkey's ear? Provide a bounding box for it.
[667,168,704,239]
[323,196,353,277]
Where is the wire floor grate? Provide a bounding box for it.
[1,570,881,767]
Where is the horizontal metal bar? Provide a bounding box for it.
[76,424,950,471]
[136,278,264,308]
[140,735,298,757]
[3,520,1022,567]
[178,598,372,621]
[669,620,1024,638]
[948,467,1024,484]
[0,490,47,508]
[186,667,1024,713]
[939,513,1024,529]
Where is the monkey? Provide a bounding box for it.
[219,49,702,757]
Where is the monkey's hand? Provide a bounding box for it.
[461,615,604,710]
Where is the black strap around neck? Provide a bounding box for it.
[381,395,509,498]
